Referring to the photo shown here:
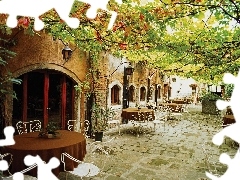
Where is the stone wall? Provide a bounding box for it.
[1,29,88,81]
[0,29,88,129]
[94,53,164,110]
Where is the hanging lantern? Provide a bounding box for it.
[62,45,72,62]
[125,65,134,75]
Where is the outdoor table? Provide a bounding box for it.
[222,115,235,128]
[121,108,155,122]
[3,130,86,177]
[159,103,183,112]
[172,100,185,104]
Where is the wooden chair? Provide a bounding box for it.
[222,115,237,146]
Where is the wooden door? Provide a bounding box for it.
[12,70,75,130]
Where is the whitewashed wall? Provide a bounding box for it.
[169,76,196,99]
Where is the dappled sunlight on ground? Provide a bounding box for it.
[58,104,238,180]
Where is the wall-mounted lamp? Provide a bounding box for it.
[62,45,73,62]
[125,64,134,75]
[123,63,134,110]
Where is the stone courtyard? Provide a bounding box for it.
[59,104,237,180]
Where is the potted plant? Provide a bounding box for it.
[91,103,115,141]
[38,122,61,138]
[200,91,223,115]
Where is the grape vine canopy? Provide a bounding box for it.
[0,0,240,84]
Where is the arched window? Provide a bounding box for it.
[111,85,120,104]
[129,85,135,102]
[140,87,146,101]
[157,86,161,99]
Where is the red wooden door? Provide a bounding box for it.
[43,72,49,128]
[13,70,74,130]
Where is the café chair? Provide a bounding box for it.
[221,115,236,145]
[153,111,167,131]
[15,121,28,134]
[16,120,42,134]
[2,163,38,180]
[170,112,183,120]
[87,136,116,174]
[67,119,91,138]
[67,120,76,131]
[107,112,121,135]
[107,120,121,135]
[29,120,41,132]
[61,152,100,179]
[89,136,116,155]
[181,104,189,113]
[170,106,183,120]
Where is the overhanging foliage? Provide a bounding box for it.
[0,0,240,83]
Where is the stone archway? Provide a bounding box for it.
[12,63,81,84]
[3,63,83,132]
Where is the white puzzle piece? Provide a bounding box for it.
[0,0,122,30]
[207,70,240,179]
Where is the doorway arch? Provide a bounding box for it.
[10,63,82,131]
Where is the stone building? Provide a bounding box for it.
[166,75,207,102]
[0,29,166,136]
[0,29,88,134]
[93,53,165,118]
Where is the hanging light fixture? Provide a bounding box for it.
[62,44,72,62]
[125,64,134,75]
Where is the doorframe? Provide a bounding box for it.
[43,72,49,128]
[3,64,83,131]
[20,70,75,129]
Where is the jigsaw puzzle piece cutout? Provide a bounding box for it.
[13,172,24,180]
[24,155,60,180]
[212,70,240,146]
[52,0,79,29]
[212,123,240,146]
[208,70,240,179]
[0,0,79,31]
[79,0,122,30]
[0,159,8,171]
[223,73,236,84]
[206,151,240,180]
[216,100,230,111]
[0,126,15,146]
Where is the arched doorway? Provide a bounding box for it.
[12,70,76,130]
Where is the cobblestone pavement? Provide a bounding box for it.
[59,104,238,180]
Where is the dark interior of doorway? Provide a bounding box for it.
[12,70,73,129]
